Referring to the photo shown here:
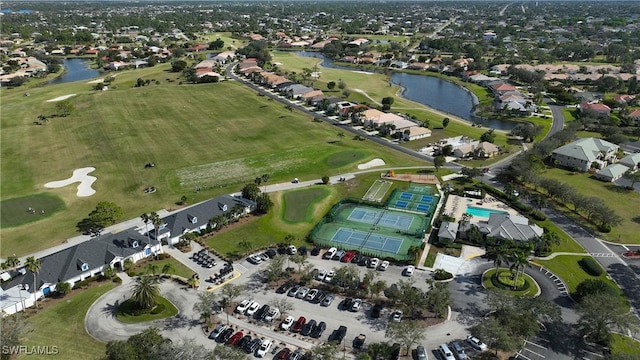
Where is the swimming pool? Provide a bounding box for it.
[465,206,508,218]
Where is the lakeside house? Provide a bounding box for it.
[551,137,619,172]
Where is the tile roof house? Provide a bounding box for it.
[153,195,255,245]
[551,137,619,172]
[619,153,640,171]
[478,213,543,242]
[628,109,640,120]
[595,163,629,182]
[579,102,611,116]
[405,126,432,141]
[1,229,160,315]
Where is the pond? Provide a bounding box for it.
[295,51,518,130]
[48,58,101,84]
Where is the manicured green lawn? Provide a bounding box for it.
[0,193,66,228]
[534,220,587,254]
[116,295,178,323]
[610,333,640,356]
[424,246,438,267]
[534,255,618,294]
[282,187,331,223]
[539,167,640,243]
[1,62,425,257]
[562,108,578,121]
[482,268,539,296]
[128,257,194,279]
[19,282,116,360]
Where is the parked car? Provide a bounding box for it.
[371,303,383,318]
[280,315,294,331]
[244,338,262,354]
[321,294,335,307]
[466,336,488,351]
[358,256,370,266]
[350,298,362,312]
[310,247,322,256]
[353,334,366,349]
[332,250,345,261]
[292,316,306,333]
[296,287,310,299]
[245,302,260,316]
[298,246,307,256]
[313,291,326,304]
[226,331,244,346]
[247,255,263,264]
[276,282,292,294]
[235,298,254,313]
[266,248,277,258]
[416,345,427,360]
[323,247,337,259]
[451,341,468,359]
[378,260,390,271]
[287,245,297,255]
[276,348,291,360]
[264,307,280,322]
[217,327,235,343]
[324,270,335,283]
[352,254,363,264]
[368,257,380,268]
[342,297,353,310]
[391,310,403,322]
[255,304,270,319]
[341,251,356,263]
[287,285,301,297]
[316,269,327,281]
[330,326,347,343]
[236,335,251,349]
[306,289,319,301]
[288,349,303,360]
[258,253,269,261]
[404,265,415,276]
[300,319,317,336]
[310,321,326,338]
[208,324,227,340]
[256,339,273,357]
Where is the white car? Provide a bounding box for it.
[316,269,327,281]
[324,270,335,283]
[256,339,272,357]
[378,260,389,271]
[287,245,297,255]
[350,298,362,312]
[368,258,380,269]
[280,315,295,331]
[245,302,260,316]
[264,307,280,322]
[391,310,403,322]
[466,336,488,351]
[306,289,319,301]
[404,265,415,276]
[235,298,253,313]
[248,255,263,264]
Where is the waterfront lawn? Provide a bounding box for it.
[19,282,116,360]
[1,63,425,257]
[540,167,640,243]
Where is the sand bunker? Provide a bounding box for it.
[87,73,120,84]
[358,158,386,170]
[47,94,76,102]
[45,167,97,197]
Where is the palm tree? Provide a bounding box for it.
[220,284,244,324]
[131,275,160,309]
[25,256,42,310]
[510,250,529,289]
[492,244,510,273]
[261,174,269,192]
[238,239,253,257]
[161,263,174,277]
[140,213,152,244]
[149,211,163,253]
[6,255,20,269]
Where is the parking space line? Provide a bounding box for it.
[235,263,248,273]
[514,352,532,360]
[522,347,546,358]
[524,339,548,349]
[530,337,550,343]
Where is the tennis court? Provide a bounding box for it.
[420,195,434,203]
[362,180,392,202]
[400,192,413,200]
[347,207,414,231]
[331,227,403,254]
[387,185,439,216]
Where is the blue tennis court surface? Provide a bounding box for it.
[420,195,434,203]
[395,201,408,209]
[417,204,430,212]
[331,227,403,254]
[400,192,413,200]
[347,207,414,230]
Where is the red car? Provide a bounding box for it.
[276,348,291,360]
[341,251,357,263]
[292,316,306,333]
[226,331,244,346]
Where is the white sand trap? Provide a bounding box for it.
[87,73,120,84]
[45,167,97,197]
[47,94,76,102]
[358,158,386,170]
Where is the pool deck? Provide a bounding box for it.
[443,194,517,222]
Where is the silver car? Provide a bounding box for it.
[321,294,335,307]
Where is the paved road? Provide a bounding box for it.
[547,104,566,137]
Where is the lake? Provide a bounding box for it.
[48,58,101,84]
[295,51,517,130]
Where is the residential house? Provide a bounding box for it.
[489,82,518,96]
[477,213,543,242]
[282,84,315,99]
[1,229,160,315]
[613,94,635,104]
[437,221,459,243]
[211,50,236,64]
[595,163,629,182]
[628,109,640,121]
[551,137,619,172]
[152,195,255,245]
[404,126,432,141]
[580,102,611,116]
[619,153,640,171]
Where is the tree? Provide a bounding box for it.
[79,201,123,235]
[211,346,249,360]
[140,213,153,244]
[291,253,308,272]
[480,129,496,143]
[103,265,116,279]
[55,281,72,296]
[149,211,163,249]
[370,280,387,300]
[442,117,450,128]
[1,315,29,360]
[327,81,336,90]
[193,291,218,322]
[434,155,446,171]
[5,255,20,269]
[265,254,287,284]
[574,279,619,303]
[461,167,482,178]
[321,175,330,184]
[106,327,169,360]
[311,342,340,360]
[209,38,225,50]
[255,193,273,214]
[385,320,426,356]
[426,280,450,318]
[261,173,269,192]
[219,284,244,324]
[536,231,560,256]
[577,292,639,345]
[55,100,75,117]
[241,182,261,201]
[332,264,360,290]
[238,239,253,257]
[509,250,529,289]
[171,59,187,72]
[161,263,174,277]
[131,275,160,309]
[623,170,640,189]
[271,297,294,320]
[338,80,346,90]
[25,256,42,310]
[491,244,510,273]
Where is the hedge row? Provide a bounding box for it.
[579,257,604,276]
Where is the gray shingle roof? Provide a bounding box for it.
[478,213,543,242]
[437,221,458,240]
[552,137,618,163]
[596,163,629,179]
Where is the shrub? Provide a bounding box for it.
[434,269,453,281]
[598,224,612,233]
[156,253,170,260]
[126,270,137,277]
[531,210,547,221]
[573,279,618,303]
[579,257,604,276]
